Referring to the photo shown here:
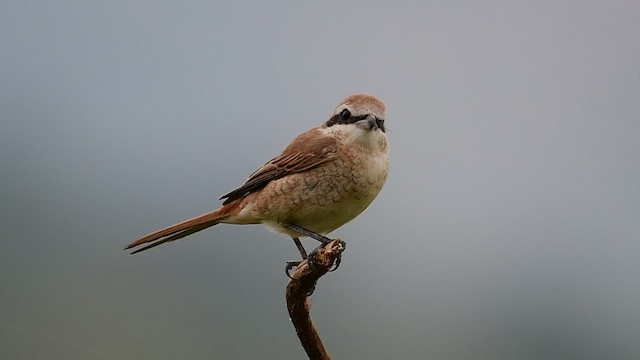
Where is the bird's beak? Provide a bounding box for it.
[357,115,379,131]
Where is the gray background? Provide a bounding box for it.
[2,1,639,359]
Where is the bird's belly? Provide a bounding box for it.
[290,188,378,234]
[263,189,380,237]
[245,158,387,237]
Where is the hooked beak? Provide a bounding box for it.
[356,114,379,131]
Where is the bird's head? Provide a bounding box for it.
[325,94,386,133]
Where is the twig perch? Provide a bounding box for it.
[286,239,346,360]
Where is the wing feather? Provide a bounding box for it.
[220,127,337,204]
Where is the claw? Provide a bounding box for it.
[285,261,301,279]
[326,239,345,272]
[306,284,316,297]
[328,252,342,272]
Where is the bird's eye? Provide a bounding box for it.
[340,108,351,121]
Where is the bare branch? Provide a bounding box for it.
[286,239,346,360]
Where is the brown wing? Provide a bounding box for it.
[220,127,338,204]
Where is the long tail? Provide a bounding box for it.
[124,208,229,254]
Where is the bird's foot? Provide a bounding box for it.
[285,239,346,279]
[318,239,345,272]
[285,255,321,279]
[285,260,302,279]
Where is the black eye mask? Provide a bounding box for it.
[325,109,386,132]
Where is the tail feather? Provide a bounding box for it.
[125,209,227,254]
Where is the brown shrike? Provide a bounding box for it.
[125,94,389,266]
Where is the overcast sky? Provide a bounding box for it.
[2,1,639,359]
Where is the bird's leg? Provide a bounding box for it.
[286,237,310,278]
[284,224,344,277]
[292,237,308,259]
[283,223,332,244]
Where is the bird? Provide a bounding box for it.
[124,93,389,266]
